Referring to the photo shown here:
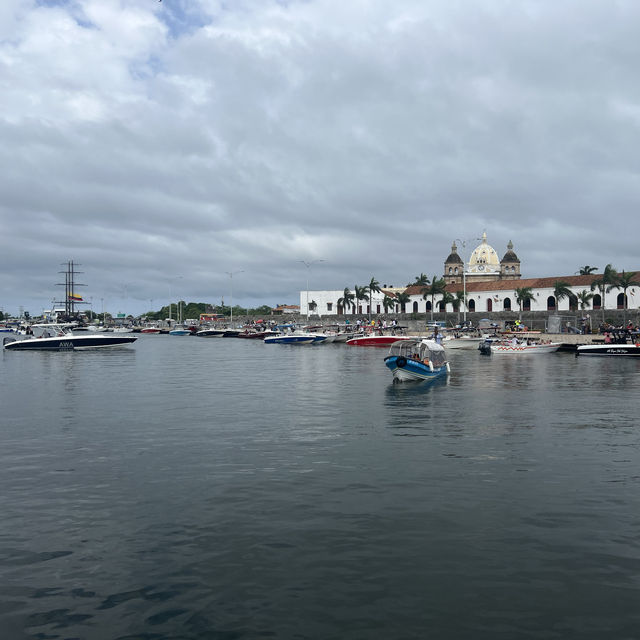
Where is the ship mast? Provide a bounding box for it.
[55,260,88,319]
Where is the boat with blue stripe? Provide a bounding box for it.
[384,338,450,383]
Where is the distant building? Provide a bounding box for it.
[273,304,300,315]
[298,233,639,316]
[444,233,521,285]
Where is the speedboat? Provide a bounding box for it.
[264,332,316,345]
[196,328,226,338]
[169,327,191,336]
[577,329,640,356]
[384,339,450,383]
[489,338,561,354]
[3,324,137,351]
[347,333,412,347]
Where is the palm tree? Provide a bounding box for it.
[515,286,534,322]
[368,277,382,320]
[453,290,466,324]
[439,291,455,319]
[553,280,572,310]
[578,265,599,275]
[337,287,355,315]
[411,273,430,287]
[354,285,369,315]
[395,292,411,314]
[576,289,594,310]
[421,276,446,322]
[590,264,618,321]
[614,270,640,323]
[382,295,395,314]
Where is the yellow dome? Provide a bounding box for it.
[468,232,500,273]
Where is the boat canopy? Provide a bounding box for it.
[387,338,447,368]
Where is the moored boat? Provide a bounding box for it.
[384,338,450,383]
[3,324,137,351]
[347,333,412,347]
[489,338,561,354]
[577,329,640,356]
[264,333,316,345]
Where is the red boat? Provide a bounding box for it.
[346,334,412,347]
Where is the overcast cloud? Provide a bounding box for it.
[2,0,639,316]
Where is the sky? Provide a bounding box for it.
[2,0,640,317]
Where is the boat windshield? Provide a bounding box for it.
[388,339,447,367]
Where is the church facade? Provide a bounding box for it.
[298,233,639,317]
[444,233,521,285]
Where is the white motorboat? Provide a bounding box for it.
[577,329,640,356]
[3,324,137,351]
[489,338,561,354]
[264,332,316,345]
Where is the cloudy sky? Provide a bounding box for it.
[1,0,639,317]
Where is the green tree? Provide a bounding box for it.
[553,280,573,310]
[368,277,382,320]
[421,276,446,321]
[576,289,594,310]
[354,285,369,315]
[515,286,535,321]
[578,265,599,275]
[338,288,355,315]
[395,292,411,313]
[614,270,640,323]
[453,290,466,324]
[590,264,618,321]
[410,273,430,287]
[439,291,455,317]
[382,295,395,313]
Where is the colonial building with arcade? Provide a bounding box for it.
[299,234,638,317]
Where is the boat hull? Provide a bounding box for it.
[3,335,137,351]
[490,342,561,354]
[264,335,315,344]
[347,335,411,347]
[576,344,640,356]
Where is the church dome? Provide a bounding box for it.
[468,232,500,271]
[445,241,463,264]
[501,240,519,263]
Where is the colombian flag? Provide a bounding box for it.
[68,293,83,301]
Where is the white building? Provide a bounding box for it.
[299,235,639,317]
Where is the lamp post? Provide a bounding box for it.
[298,259,325,321]
[455,237,480,324]
[225,270,244,328]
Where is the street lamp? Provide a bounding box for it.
[455,237,480,324]
[298,260,325,321]
[225,270,244,328]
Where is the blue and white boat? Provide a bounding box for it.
[264,332,316,345]
[384,338,450,383]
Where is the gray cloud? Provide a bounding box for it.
[2,0,639,316]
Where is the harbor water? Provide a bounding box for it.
[1,335,640,639]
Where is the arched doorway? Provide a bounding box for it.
[487,299,493,312]
[547,296,556,311]
[468,299,475,312]
[617,293,626,309]
[593,294,602,309]
[503,297,512,311]
[412,301,419,313]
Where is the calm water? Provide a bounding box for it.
[1,335,640,640]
